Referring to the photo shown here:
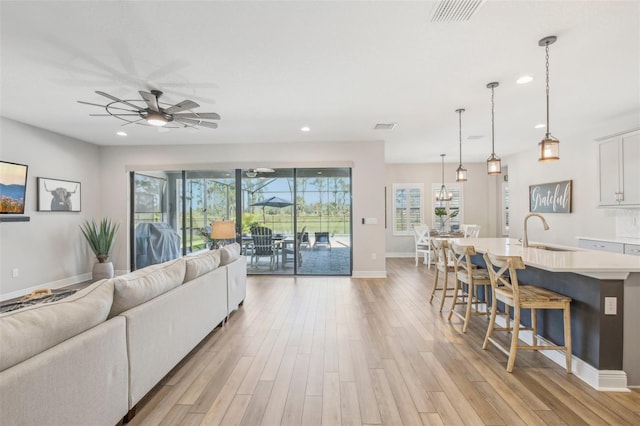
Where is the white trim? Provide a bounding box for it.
[352,270,387,278]
[385,252,414,258]
[0,273,92,301]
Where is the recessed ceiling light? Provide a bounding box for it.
[517,75,533,84]
[116,131,127,136]
[534,123,546,129]
[301,126,310,132]
[374,123,396,130]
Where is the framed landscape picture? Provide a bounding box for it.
[0,161,28,214]
[37,177,81,212]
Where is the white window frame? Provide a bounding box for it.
[431,183,464,231]
[392,183,424,236]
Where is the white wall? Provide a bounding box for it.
[0,118,102,298]
[385,162,500,256]
[99,139,387,278]
[505,115,640,246]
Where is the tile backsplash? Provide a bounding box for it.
[616,209,640,238]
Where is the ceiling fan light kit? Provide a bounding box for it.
[455,108,467,182]
[78,89,220,130]
[538,35,560,161]
[486,81,502,175]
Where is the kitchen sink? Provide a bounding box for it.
[528,245,574,252]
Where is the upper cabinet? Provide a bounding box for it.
[598,129,640,206]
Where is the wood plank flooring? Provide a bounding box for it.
[129,258,640,425]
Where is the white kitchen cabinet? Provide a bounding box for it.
[598,129,640,206]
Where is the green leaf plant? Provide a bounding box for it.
[80,218,119,263]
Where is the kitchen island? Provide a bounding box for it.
[453,237,640,391]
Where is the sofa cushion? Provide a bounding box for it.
[184,249,221,283]
[109,258,186,317]
[219,242,241,266]
[0,279,114,371]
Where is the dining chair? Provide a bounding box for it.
[429,239,456,312]
[482,252,572,373]
[462,224,481,238]
[250,226,277,270]
[447,242,491,332]
[412,224,432,267]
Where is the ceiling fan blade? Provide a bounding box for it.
[121,118,145,127]
[196,121,218,129]
[173,112,220,120]
[78,100,137,112]
[173,117,199,126]
[165,100,199,114]
[139,91,159,111]
[95,90,144,111]
[89,114,140,116]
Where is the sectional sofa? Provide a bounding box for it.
[0,243,246,426]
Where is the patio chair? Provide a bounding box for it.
[250,226,277,269]
[313,231,331,250]
[283,226,306,267]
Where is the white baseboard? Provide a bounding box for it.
[0,273,92,302]
[492,315,629,391]
[352,270,387,278]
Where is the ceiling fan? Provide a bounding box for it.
[245,168,275,178]
[78,89,220,129]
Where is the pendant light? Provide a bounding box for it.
[486,82,501,175]
[538,35,560,161]
[455,108,467,182]
[436,154,452,202]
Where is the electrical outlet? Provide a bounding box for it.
[371,253,377,260]
[12,268,19,278]
[604,297,617,315]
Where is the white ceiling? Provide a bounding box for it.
[1,1,639,163]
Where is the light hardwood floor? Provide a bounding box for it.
[129,258,640,425]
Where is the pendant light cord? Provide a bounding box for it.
[490,85,495,155]
[458,110,463,165]
[545,40,551,138]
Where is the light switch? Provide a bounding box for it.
[363,217,378,225]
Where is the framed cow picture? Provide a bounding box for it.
[37,177,81,212]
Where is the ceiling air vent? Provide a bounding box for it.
[430,0,486,22]
[374,123,397,130]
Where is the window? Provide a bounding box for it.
[392,184,423,235]
[431,183,463,232]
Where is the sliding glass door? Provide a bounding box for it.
[130,167,351,275]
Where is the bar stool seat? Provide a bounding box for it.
[482,252,572,373]
[447,242,492,332]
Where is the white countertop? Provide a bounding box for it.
[453,238,640,280]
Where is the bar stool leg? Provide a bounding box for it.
[531,308,538,350]
[507,305,521,373]
[462,282,474,333]
[483,298,498,350]
[564,303,572,373]
[429,268,439,303]
[438,268,449,312]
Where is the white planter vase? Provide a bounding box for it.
[92,261,114,281]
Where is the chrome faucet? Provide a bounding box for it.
[523,213,550,248]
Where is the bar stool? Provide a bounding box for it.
[482,252,572,373]
[429,239,456,312]
[447,242,491,332]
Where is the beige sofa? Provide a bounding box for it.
[0,243,246,426]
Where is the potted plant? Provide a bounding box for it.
[434,207,459,232]
[80,218,119,280]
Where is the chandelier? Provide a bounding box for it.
[436,154,452,202]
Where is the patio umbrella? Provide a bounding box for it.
[250,196,293,223]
